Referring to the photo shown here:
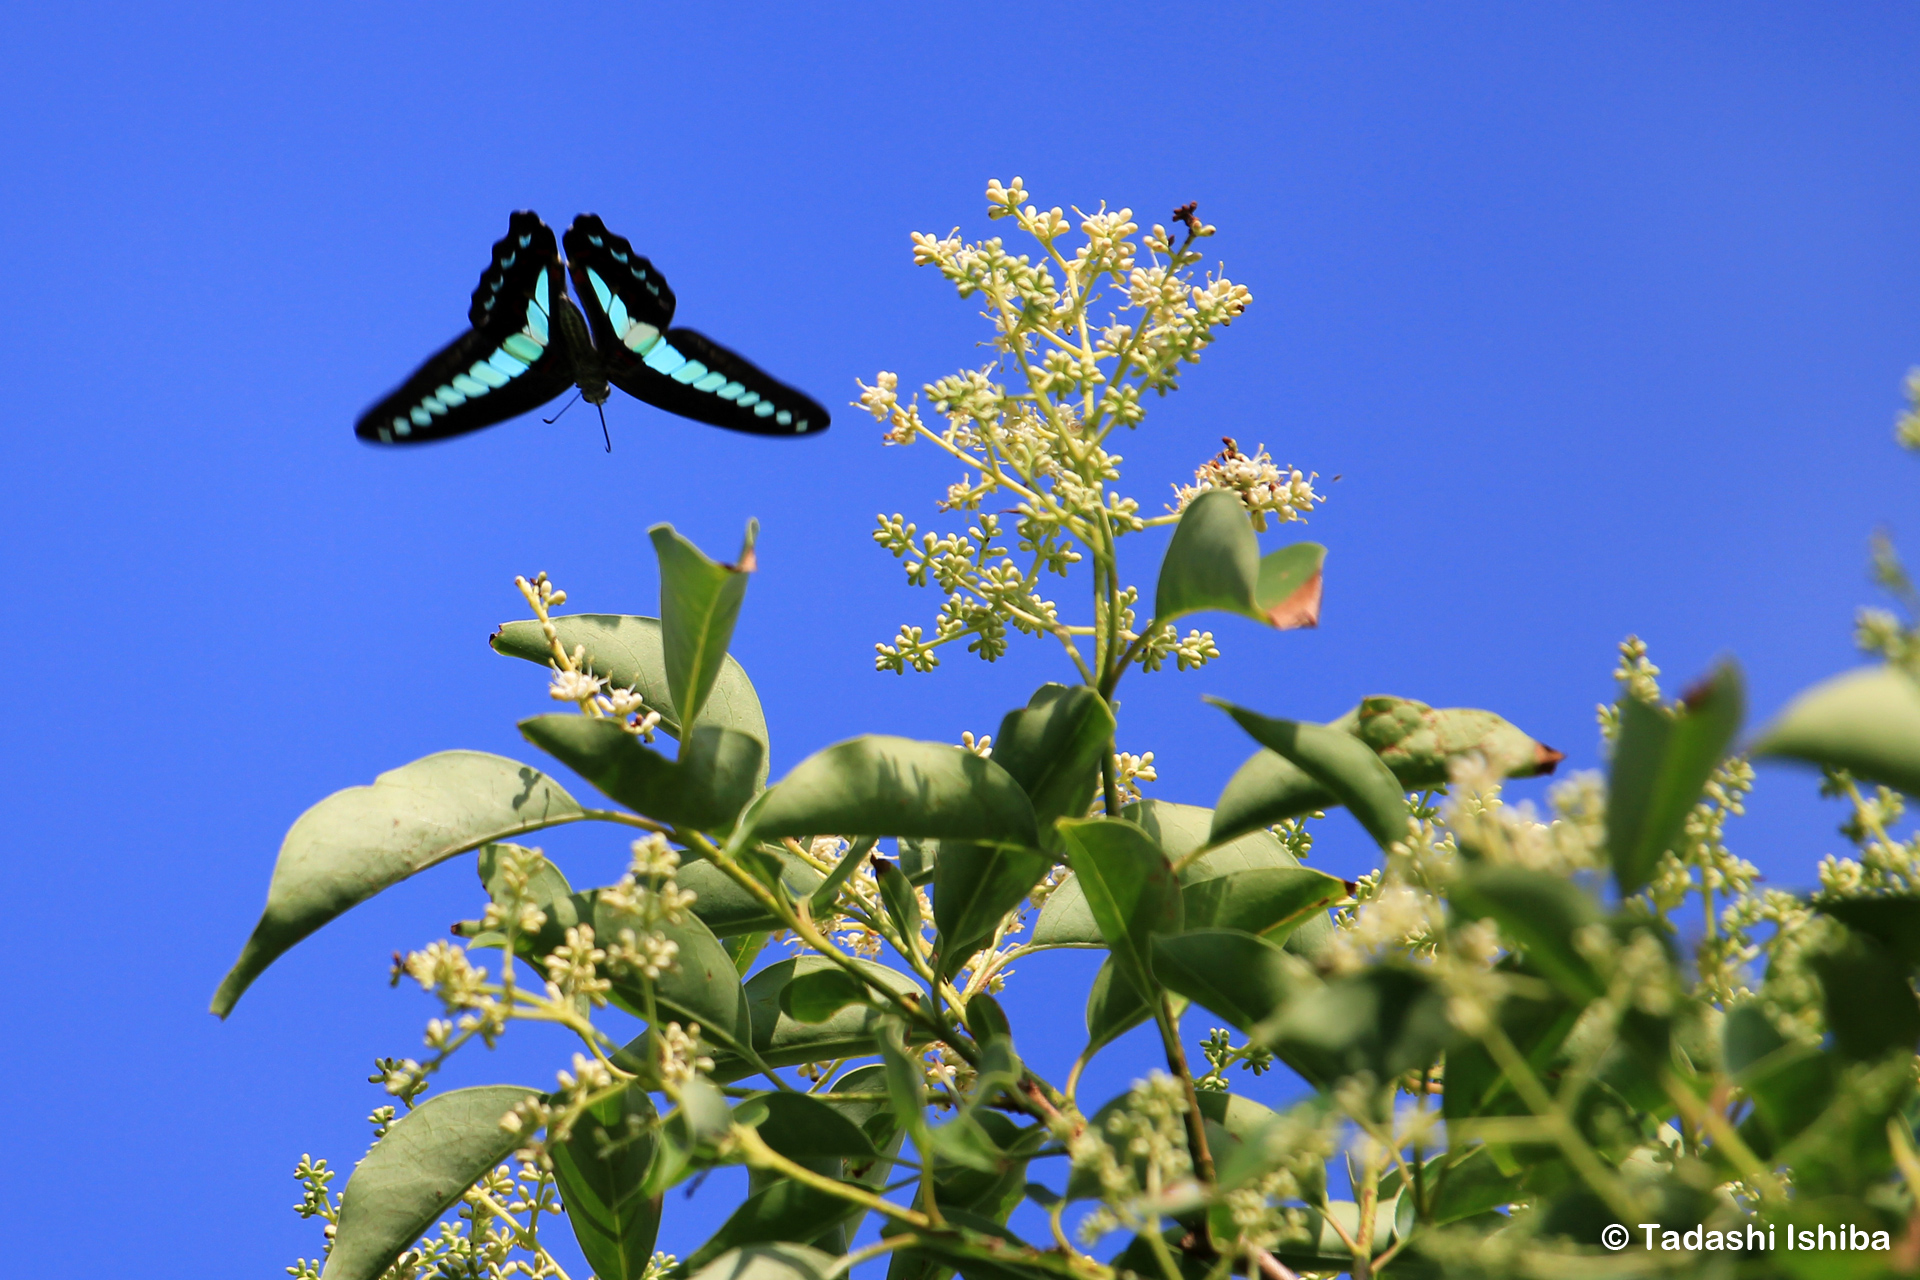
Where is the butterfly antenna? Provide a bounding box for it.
[597,402,612,452]
[542,393,580,425]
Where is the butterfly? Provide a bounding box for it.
[355,211,830,448]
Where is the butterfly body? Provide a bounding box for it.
[356,212,828,445]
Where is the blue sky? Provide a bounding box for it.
[6,2,1920,1274]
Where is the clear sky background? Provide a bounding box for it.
[6,2,1920,1275]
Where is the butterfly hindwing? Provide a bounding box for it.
[606,327,831,436]
[356,212,574,444]
[565,215,828,437]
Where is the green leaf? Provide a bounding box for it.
[875,856,924,940]
[875,1013,932,1152]
[1056,818,1182,998]
[651,521,756,732]
[1448,866,1605,1003]
[1607,662,1745,897]
[749,736,1038,848]
[1253,541,1327,629]
[519,715,763,831]
[1811,932,1920,1061]
[777,967,873,1024]
[988,685,1115,847]
[1752,665,1920,797]
[1036,801,1342,951]
[1150,929,1315,1030]
[1154,489,1326,630]
[1180,867,1346,940]
[1815,896,1920,968]
[593,896,755,1056]
[1255,967,1450,1086]
[1441,978,1580,1123]
[1211,698,1561,844]
[734,1091,878,1159]
[966,992,1013,1046]
[478,841,572,907]
[212,752,584,1018]
[323,1085,541,1280]
[550,1085,660,1280]
[676,1206,854,1280]
[933,841,1054,978]
[1206,700,1409,851]
[687,957,926,1082]
[1084,955,1158,1054]
[490,612,769,758]
[678,852,823,937]
[686,1246,838,1280]
[808,837,878,916]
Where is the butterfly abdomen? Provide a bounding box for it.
[551,291,610,406]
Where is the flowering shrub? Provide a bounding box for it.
[223,181,1920,1280]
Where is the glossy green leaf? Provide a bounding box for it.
[687,957,925,1082]
[1252,540,1327,629]
[1084,954,1158,1054]
[675,1195,857,1280]
[478,841,572,909]
[593,896,755,1057]
[1211,697,1561,844]
[875,856,923,940]
[966,991,1013,1046]
[808,836,878,915]
[1207,700,1409,851]
[685,1246,838,1280]
[323,1085,541,1280]
[551,1085,661,1280]
[1814,895,1920,969]
[651,521,756,732]
[212,752,584,1017]
[519,715,763,831]
[639,1077,733,1197]
[1150,929,1315,1030]
[749,736,1038,848]
[875,1013,932,1152]
[1036,802,1342,952]
[1752,665,1920,797]
[1448,866,1604,1003]
[1255,967,1450,1086]
[734,1091,878,1159]
[1812,932,1920,1061]
[1056,818,1181,998]
[988,684,1114,847]
[933,841,1053,978]
[1608,662,1745,897]
[1154,489,1260,622]
[1441,978,1579,1123]
[490,613,769,757]
[678,852,823,937]
[777,967,872,1024]
[1180,867,1346,940]
[1154,489,1326,630]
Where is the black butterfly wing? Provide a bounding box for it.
[564,214,829,437]
[355,211,575,444]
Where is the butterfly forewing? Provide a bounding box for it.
[565,215,829,437]
[355,212,574,444]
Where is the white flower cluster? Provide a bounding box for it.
[1171,438,1324,531]
[860,177,1280,677]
